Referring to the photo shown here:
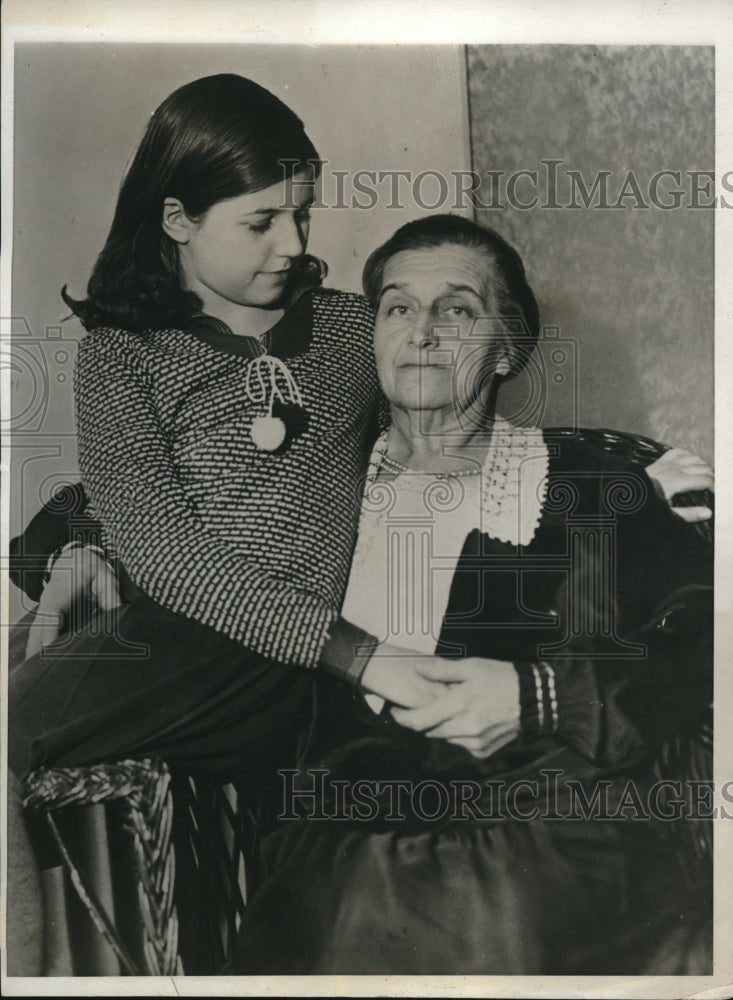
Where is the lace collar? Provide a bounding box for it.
[364,420,549,547]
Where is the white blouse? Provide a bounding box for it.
[342,470,482,655]
[341,421,549,710]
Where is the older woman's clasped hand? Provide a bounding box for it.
[360,646,451,709]
[391,657,521,759]
[361,651,520,760]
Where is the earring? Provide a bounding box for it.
[496,358,511,376]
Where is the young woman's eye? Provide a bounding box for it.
[386,304,410,317]
[248,218,274,234]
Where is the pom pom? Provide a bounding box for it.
[250,415,286,451]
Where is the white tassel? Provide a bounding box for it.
[244,356,304,451]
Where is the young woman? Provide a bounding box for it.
[6,73,443,976]
[9,74,448,792]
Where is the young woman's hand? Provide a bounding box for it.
[646,448,714,523]
[25,545,122,658]
[390,657,520,758]
[360,643,449,709]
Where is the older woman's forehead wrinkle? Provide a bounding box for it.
[381,246,494,306]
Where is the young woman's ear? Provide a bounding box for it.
[162,198,194,244]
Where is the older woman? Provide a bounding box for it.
[231,214,713,976]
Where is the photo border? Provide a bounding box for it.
[2,2,731,997]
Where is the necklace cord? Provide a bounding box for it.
[381,453,482,479]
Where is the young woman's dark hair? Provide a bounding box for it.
[362,213,540,377]
[63,74,322,333]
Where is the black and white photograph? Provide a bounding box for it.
[1,1,731,996]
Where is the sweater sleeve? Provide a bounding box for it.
[74,332,361,670]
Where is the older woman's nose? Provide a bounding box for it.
[408,312,440,349]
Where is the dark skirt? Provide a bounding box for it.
[231,676,712,975]
[8,594,314,786]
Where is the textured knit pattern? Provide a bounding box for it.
[74,290,380,668]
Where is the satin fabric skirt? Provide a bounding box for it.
[232,677,711,975]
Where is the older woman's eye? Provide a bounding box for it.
[386,304,410,317]
[443,305,472,318]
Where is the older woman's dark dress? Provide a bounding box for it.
[232,432,712,975]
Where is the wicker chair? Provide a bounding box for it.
[9,635,252,975]
[17,756,253,975]
[13,426,713,975]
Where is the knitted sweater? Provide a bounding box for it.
[74,289,382,671]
